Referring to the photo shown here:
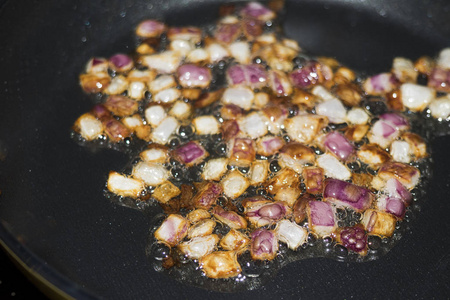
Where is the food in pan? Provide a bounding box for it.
[72,1,446,288]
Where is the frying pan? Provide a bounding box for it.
[0,0,449,298]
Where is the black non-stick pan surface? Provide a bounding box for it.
[0,0,449,299]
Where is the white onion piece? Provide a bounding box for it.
[253,92,269,109]
[179,235,219,260]
[107,171,145,198]
[311,85,337,102]
[284,114,328,144]
[392,57,417,82]
[154,88,181,103]
[104,75,128,95]
[221,170,250,199]
[122,115,143,130]
[429,96,450,119]
[250,160,269,184]
[187,219,216,239]
[149,75,176,94]
[142,51,182,74]
[207,43,229,62]
[239,112,268,139]
[132,162,169,186]
[222,87,254,110]
[75,113,103,141]
[187,48,209,63]
[437,48,450,69]
[140,147,168,163]
[187,209,211,224]
[151,116,179,144]
[400,83,435,112]
[346,107,370,125]
[317,153,351,180]
[315,98,347,123]
[170,39,194,56]
[127,69,155,82]
[193,116,220,135]
[275,220,308,251]
[202,158,228,181]
[169,101,192,119]
[229,42,251,64]
[145,105,166,127]
[85,57,108,73]
[128,81,146,99]
[390,140,411,163]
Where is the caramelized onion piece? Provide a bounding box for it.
[199,251,241,279]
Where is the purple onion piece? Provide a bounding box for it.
[173,141,207,165]
[215,23,241,44]
[308,201,335,227]
[136,20,166,38]
[366,73,398,94]
[177,64,212,88]
[222,120,240,141]
[242,18,264,39]
[289,61,320,88]
[227,65,247,86]
[338,226,367,253]
[259,136,284,156]
[104,118,131,142]
[109,54,133,71]
[91,104,111,120]
[244,64,267,88]
[323,179,374,212]
[250,228,278,260]
[212,206,247,229]
[324,132,354,161]
[379,113,409,130]
[227,64,267,88]
[384,178,412,206]
[372,119,397,139]
[192,182,223,210]
[428,67,450,92]
[246,201,287,226]
[240,2,275,21]
[385,197,406,218]
[92,57,107,66]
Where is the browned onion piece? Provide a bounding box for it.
[302,167,324,195]
[104,95,139,117]
[192,182,223,210]
[293,193,314,224]
[228,138,256,167]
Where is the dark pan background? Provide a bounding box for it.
[0,0,449,299]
